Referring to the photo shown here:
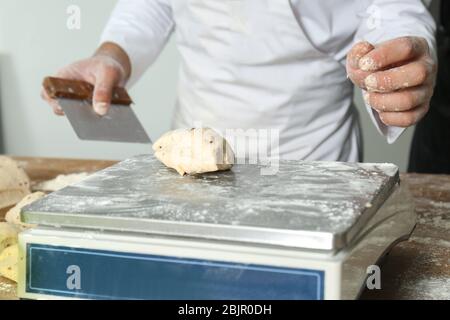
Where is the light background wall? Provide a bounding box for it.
[0,0,430,172]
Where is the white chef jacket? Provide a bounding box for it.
[101,0,436,162]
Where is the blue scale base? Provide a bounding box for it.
[26,244,324,300]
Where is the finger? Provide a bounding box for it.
[52,105,65,116]
[40,88,54,105]
[347,67,373,89]
[378,103,429,127]
[364,85,432,112]
[364,60,433,93]
[92,65,121,116]
[54,63,95,84]
[359,37,428,71]
[41,88,64,115]
[347,41,375,69]
[42,63,91,116]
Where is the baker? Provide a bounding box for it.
[42,0,437,162]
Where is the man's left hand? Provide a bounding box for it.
[347,36,437,127]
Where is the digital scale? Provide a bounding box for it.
[17,155,415,300]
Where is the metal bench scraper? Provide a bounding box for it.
[43,77,151,144]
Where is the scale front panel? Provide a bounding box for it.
[19,230,329,300]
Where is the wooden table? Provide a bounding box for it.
[361,173,450,300]
[1,157,449,300]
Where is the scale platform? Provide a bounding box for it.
[18,155,415,300]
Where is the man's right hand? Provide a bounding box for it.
[41,42,131,116]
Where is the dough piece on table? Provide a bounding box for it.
[0,222,20,252]
[5,192,45,230]
[0,157,30,210]
[153,128,235,176]
[0,244,19,282]
[33,172,89,192]
[0,193,44,284]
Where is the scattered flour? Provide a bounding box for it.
[403,277,450,300]
[33,173,90,192]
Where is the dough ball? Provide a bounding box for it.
[0,244,19,283]
[153,128,235,175]
[0,157,30,210]
[5,192,45,229]
[0,222,19,252]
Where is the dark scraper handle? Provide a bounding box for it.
[43,76,133,106]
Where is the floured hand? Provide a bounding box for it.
[347,37,436,127]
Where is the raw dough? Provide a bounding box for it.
[33,172,89,192]
[0,244,18,282]
[0,222,19,282]
[0,192,44,284]
[153,128,235,175]
[5,192,45,229]
[0,222,19,252]
[0,157,30,210]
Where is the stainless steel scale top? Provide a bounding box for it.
[22,155,399,251]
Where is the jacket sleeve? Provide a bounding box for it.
[354,0,436,144]
[100,0,175,86]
